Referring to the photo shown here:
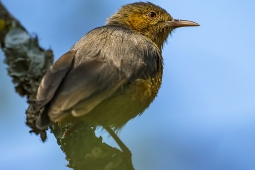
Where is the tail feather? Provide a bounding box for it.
[36,107,51,130]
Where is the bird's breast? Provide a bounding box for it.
[87,72,162,127]
[125,73,162,101]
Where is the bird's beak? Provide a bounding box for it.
[167,19,200,28]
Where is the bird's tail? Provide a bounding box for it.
[36,106,51,130]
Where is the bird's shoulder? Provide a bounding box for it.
[71,25,162,79]
[72,25,159,52]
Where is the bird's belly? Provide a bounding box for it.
[82,76,162,128]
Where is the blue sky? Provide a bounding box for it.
[1,1,255,170]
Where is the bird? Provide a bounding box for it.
[35,2,199,131]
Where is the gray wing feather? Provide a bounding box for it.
[48,58,126,120]
[36,52,75,110]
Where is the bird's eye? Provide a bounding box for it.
[147,12,157,18]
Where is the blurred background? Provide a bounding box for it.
[1,0,255,170]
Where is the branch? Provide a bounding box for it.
[0,1,53,138]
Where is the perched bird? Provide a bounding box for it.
[35,2,199,130]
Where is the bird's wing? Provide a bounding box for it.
[37,26,161,121]
[48,58,129,121]
[35,51,75,111]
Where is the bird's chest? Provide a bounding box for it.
[124,73,162,101]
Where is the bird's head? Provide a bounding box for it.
[106,2,199,50]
